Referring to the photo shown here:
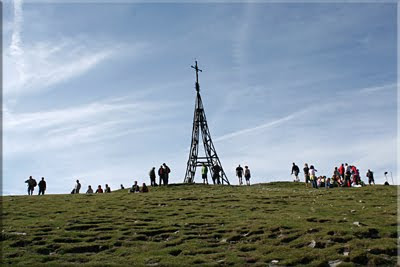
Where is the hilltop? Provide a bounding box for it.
[1,182,397,266]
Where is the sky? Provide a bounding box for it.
[3,1,398,195]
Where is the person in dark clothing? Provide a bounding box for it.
[236,165,244,185]
[366,169,375,185]
[212,164,221,185]
[120,184,125,189]
[291,163,300,182]
[141,183,149,193]
[303,164,310,187]
[149,167,157,186]
[74,180,81,194]
[25,176,37,195]
[244,166,251,186]
[105,184,111,193]
[38,177,46,195]
[158,166,164,186]
[163,163,171,185]
[130,181,140,193]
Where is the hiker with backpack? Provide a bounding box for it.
[366,169,375,185]
[291,162,300,182]
[244,166,251,186]
[236,164,244,185]
[38,177,46,195]
[25,176,37,195]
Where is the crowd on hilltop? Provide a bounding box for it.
[290,162,379,189]
[23,160,392,195]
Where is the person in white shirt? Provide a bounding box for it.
[309,165,318,189]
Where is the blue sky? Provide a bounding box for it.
[3,1,397,195]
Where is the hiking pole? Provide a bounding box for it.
[390,172,394,185]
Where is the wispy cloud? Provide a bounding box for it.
[214,109,305,142]
[9,0,25,82]
[4,97,179,155]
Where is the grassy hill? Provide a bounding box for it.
[1,182,397,266]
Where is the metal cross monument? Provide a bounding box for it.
[184,61,229,184]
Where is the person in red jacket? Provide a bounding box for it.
[338,164,344,181]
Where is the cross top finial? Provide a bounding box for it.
[191,60,202,92]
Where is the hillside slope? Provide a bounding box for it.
[1,183,397,266]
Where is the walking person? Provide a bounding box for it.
[158,165,164,186]
[236,164,244,185]
[211,163,221,185]
[291,162,300,182]
[201,163,208,185]
[366,169,375,185]
[38,177,46,195]
[244,166,251,186]
[303,164,310,187]
[309,165,318,189]
[25,176,37,195]
[149,167,157,187]
[162,163,171,185]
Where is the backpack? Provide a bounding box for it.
[32,179,37,187]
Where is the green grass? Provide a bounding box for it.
[1,182,398,266]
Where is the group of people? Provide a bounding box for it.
[291,162,377,189]
[25,176,46,195]
[235,164,251,185]
[149,163,171,186]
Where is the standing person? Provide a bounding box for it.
[158,165,164,186]
[201,163,209,185]
[303,164,310,187]
[244,166,251,186]
[211,163,221,185]
[333,167,340,183]
[95,185,103,193]
[74,180,81,194]
[338,164,345,181]
[105,184,111,193]
[163,163,171,185]
[351,166,359,185]
[38,177,46,195]
[86,185,94,194]
[366,169,375,185]
[309,165,318,189]
[236,164,244,185]
[25,176,37,195]
[344,163,351,187]
[291,163,300,182]
[149,167,157,187]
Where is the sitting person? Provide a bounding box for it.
[320,176,326,188]
[141,183,149,193]
[105,184,111,193]
[130,181,140,193]
[95,185,103,193]
[86,185,94,194]
[120,184,125,189]
[325,178,330,188]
